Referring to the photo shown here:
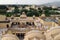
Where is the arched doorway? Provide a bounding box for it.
[11,22,20,28]
[26,22,31,25]
[6,24,9,28]
[16,33,25,40]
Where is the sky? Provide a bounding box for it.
[0,0,60,5]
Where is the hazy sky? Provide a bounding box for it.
[0,0,60,5]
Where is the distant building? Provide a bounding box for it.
[52,5,57,9]
[7,6,15,12]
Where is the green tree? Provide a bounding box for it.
[44,9,51,17]
[27,8,39,17]
[6,12,13,17]
[20,9,28,14]
[14,7,19,13]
